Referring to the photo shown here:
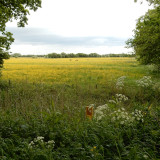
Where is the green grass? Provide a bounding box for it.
[0,58,160,159]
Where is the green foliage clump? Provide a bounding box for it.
[126,5,160,70]
[0,0,41,71]
[0,49,10,70]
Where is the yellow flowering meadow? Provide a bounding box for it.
[2,57,145,85]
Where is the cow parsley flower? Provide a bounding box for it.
[132,109,144,122]
[94,104,109,120]
[116,76,126,89]
[28,136,55,149]
[115,94,128,103]
[108,100,117,104]
[136,76,152,87]
[110,107,134,126]
[47,140,55,148]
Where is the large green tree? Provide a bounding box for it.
[0,0,41,71]
[126,6,160,69]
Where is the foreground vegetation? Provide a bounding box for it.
[0,57,160,160]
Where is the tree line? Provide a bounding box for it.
[10,52,135,58]
[46,53,135,58]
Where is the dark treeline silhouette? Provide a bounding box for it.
[10,52,135,58]
[46,52,135,58]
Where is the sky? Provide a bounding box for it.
[6,0,151,55]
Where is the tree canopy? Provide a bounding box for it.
[0,0,41,70]
[127,1,160,69]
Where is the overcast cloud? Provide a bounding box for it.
[7,27,126,46]
[6,0,151,55]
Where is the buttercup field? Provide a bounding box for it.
[2,57,144,84]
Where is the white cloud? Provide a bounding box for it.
[26,0,150,37]
[7,0,151,54]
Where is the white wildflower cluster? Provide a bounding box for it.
[131,109,144,122]
[115,94,128,103]
[111,108,144,125]
[46,140,55,149]
[111,108,134,125]
[116,76,126,89]
[136,76,152,87]
[108,94,128,105]
[94,104,110,121]
[93,103,144,125]
[28,136,55,149]
[108,100,117,104]
[34,136,44,142]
